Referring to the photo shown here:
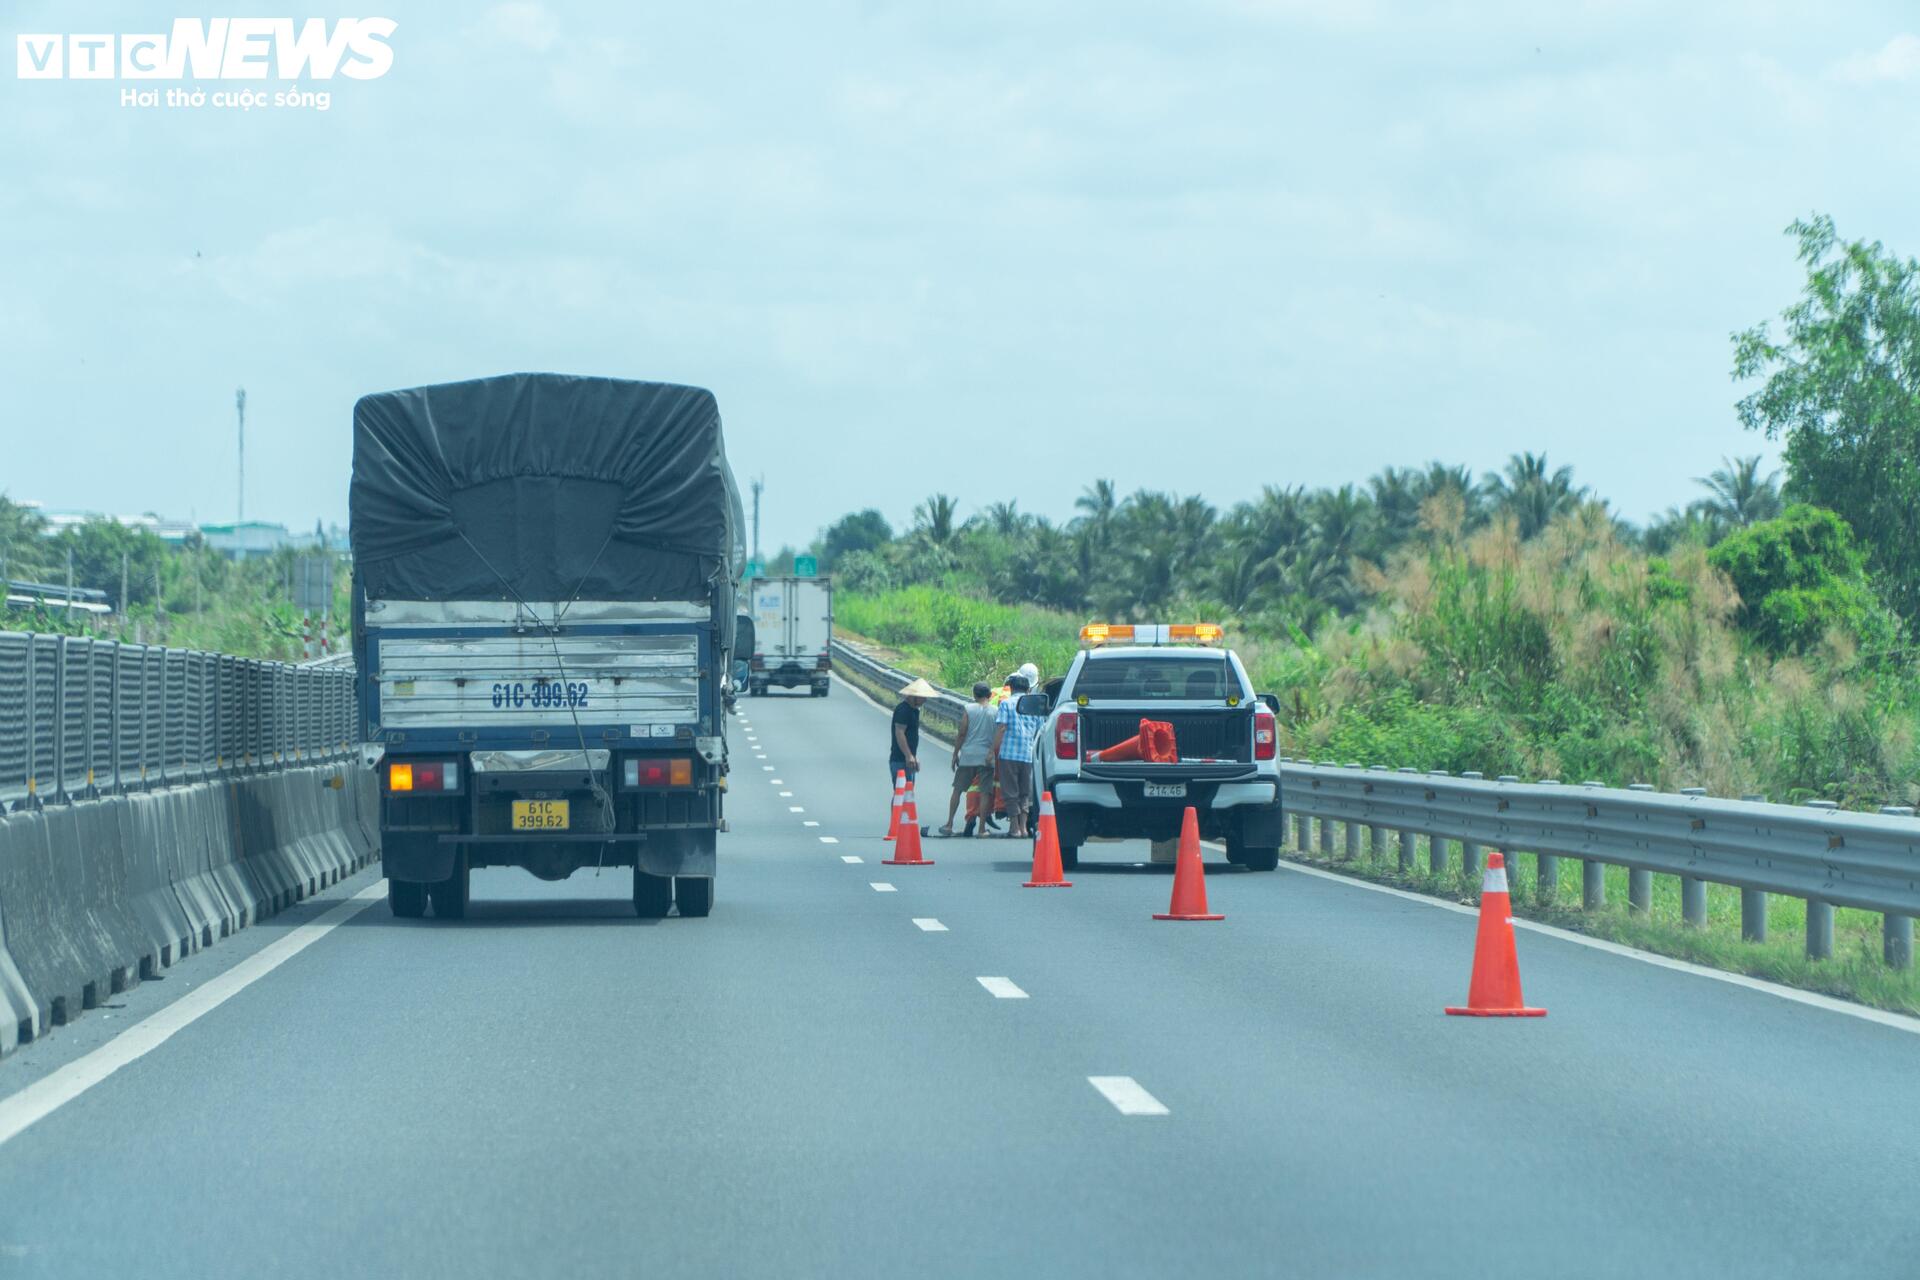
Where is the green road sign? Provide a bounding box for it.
[795,555,818,577]
[745,559,765,579]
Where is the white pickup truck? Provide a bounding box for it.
[1019,624,1285,871]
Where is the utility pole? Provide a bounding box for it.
[750,474,764,562]
[120,550,129,616]
[66,547,75,611]
[236,386,247,524]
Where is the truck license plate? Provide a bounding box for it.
[512,800,570,830]
[1143,781,1187,799]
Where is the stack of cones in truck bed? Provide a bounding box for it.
[1089,719,1178,763]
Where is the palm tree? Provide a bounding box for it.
[1692,455,1782,531]
[911,494,960,546]
[1368,467,1423,553]
[1074,480,1118,535]
[983,500,1027,537]
[1480,452,1583,539]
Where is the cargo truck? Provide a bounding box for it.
[349,374,746,920]
[746,575,832,697]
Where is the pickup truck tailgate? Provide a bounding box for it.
[1081,710,1252,761]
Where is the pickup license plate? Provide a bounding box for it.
[1143,781,1188,799]
[512,799,570,830]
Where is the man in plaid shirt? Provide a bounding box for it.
[989,673,1045,838]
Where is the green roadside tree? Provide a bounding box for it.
[1735,216,1920,626]
[1706,504,1896,655]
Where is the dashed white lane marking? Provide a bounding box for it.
[771,778,784,785]
[841,855,862,864]
[819,836,839,845]
[0,884,386,1149]
[1088,1076,1168,1116]
[977,976,1027,999]
[761,765,774,772]
[780,792,795,798]
[870,882,896,892]
[912,918,947,932]
[803,820,819,827]
[787,805,803,812]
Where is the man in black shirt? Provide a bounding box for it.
[891,677,936,788]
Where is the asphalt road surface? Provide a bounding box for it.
[1,677,1917,1278]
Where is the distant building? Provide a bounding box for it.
[199,521,300,560]
[4,579,112,615]
[26,507,349,561]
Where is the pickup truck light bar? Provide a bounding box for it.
[1080,622,1224,647]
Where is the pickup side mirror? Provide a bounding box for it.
[1015,693,1050,716]
[1258,693,1280,714]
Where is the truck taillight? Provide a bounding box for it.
[815,654,830,670]
[750,656,766,670]
[1254,710,1276,761]
[624,757,694,788]
[1055,711,1079,760]
[388,760,459,791]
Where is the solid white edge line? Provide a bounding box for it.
[977,976,1027,999]
[1088,1076,1168,1116]
[912,918,948,932]
[1224,844,1920,1038]
[0,883,386,1149]
[869,882,896,892]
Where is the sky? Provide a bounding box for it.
[3,2,1918,556]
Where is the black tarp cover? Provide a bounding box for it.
[351,374,744,604]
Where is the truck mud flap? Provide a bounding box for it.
[638,828,717,879]
[382,831,457,883]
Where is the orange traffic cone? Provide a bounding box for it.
[1153,807,1221,921]
[1445,852,1545,1017]
[884,770,904,840]
[1094,734,1143,763]
[884,783,934,866]
[1024,791,1072,888]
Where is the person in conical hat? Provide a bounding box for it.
[889,677,937,789]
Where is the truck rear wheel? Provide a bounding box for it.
[388,878,427,918]
[428,850,470,918]
[1059,843,1079,871]
[676,876,714,918]
[634,870,673,918]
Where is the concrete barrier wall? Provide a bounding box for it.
[0,765,378,1057]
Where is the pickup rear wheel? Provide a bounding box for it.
[676,876,714,918]
[1058,843,1079,871]
[1233,844,1280,872]
[388,878,427,918]
[634,870,673,918]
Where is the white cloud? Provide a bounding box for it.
[1836,32,1920,84]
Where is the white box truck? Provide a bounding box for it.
[747,575,832,697]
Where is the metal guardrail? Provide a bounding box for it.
[831,637,1920,968]
[0,631,358,811]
